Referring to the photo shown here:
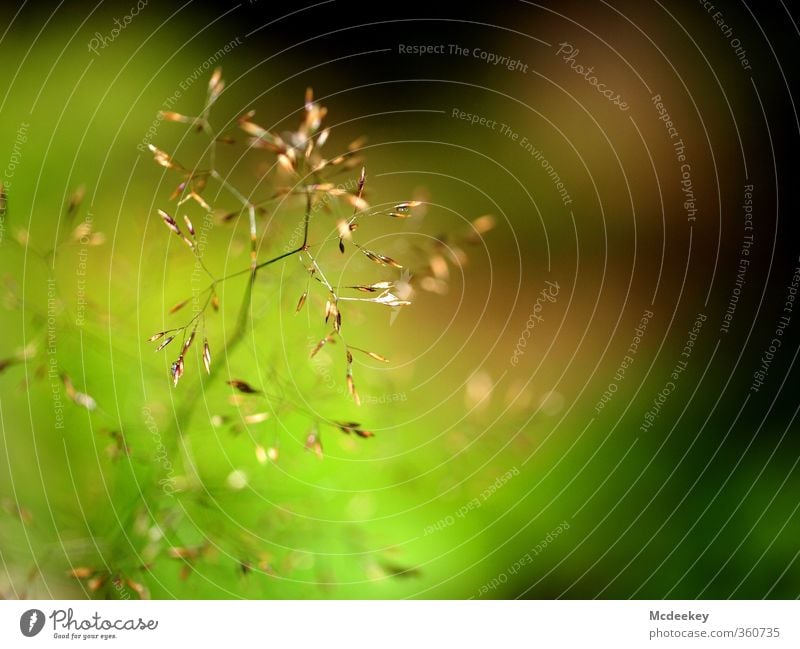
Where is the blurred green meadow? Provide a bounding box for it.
[1,1,799,599]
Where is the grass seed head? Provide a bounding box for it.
[203,338,211,374]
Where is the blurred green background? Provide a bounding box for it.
[1,0,799,599]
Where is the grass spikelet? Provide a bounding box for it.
[69,567,95,579]
[159,111,194,124]
[183,214,196,236]
[255,444,268,464]
[155,336,175,351]
[346,374,360,406]
[182,330,195,354]
[277,153,294,174]
[66,185,86,219]
[148,144,176,169]
[349,346,389,363]
[202,338,211,374]
[171,357,185,386]
[169,298,189,314]
[227,379,260,394]
[158,209,182,236]
[345,350,361,405]
[244,412,270,424]
[310,332,336,358]
[61,373,97,411]
[295,291,307,313]
[336,421,374,438]
[393,201,421,212]
[347,281,394,293]
[305,429,323,458]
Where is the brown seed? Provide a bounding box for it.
[430,254,449,279]
[255,444,268,464]
[359,248,403,268]
[295,291,307,313]
[227,379,259,394]
[158,209,181,236]
[361,248,383,265]
[147,331,167,342]
[148,145,175,169]
[380,255,401,268]
[87,574,107,592]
